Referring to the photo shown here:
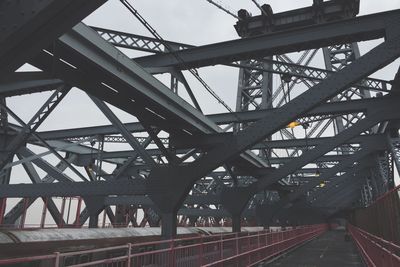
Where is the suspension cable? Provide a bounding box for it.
[120,0,234,113]
[205,0,241,20]
[250,0,268,16]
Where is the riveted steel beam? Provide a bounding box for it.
[0,0,106,73]
[0,179,146,198]
[30,22,267,170]
[146,28,400,215]
[0,72,63,97]
[36,96,388,142]
[135,10,398,70]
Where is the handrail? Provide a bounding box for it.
[348,224,400,267]
[0,224,328,266]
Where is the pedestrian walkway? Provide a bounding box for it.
[264,228,364,267]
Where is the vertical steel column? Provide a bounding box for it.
[102,210,107,228]
[0,98,10,226]
[60,197,66,228]
[161,212,177,239]
[20,198,28,229]
[40,197,48,228]
[0,198,6,225]
[233,23,274,232]
[323,42,380,203]
[75,197,82,228]
[323,43,370,134]
[236,59,273,131]
[232,215,241,233]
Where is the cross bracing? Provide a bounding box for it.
[0,0,399,237]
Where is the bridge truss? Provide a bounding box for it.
[0,0,400,238]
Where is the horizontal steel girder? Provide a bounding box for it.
[134,9,398,70]
[104,194,221,206]
[0,72,63,97]
[0,133,391,200]
[234,0,359,37]
[0,179,146,198]
[36,96,387,141]
[91,26,194,53]
[90,27,389,93]
[71,135,383,160]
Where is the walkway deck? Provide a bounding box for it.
[264,228,364,267]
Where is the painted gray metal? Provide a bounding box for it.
[135,10,397,69]
[0,0,106,74]
[0,1,399,236]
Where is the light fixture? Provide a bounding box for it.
[287,121,300,128]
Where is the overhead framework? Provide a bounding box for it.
[0,0,400,238]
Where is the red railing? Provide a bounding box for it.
[0,224,327,266]
[349,184,400,245]
[348,224,400,267]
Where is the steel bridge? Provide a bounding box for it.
[1,0,400,265]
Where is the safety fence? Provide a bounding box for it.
[0,224,327,266]
[348,184,400,245]
[348,224,400,267]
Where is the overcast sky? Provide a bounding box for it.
[6,0,400,224]
[9,0,400,131]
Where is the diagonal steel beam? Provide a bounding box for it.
[12,155,66,226]
[308,160,374,202]
[90,96,156,168]
[18,147,74,183]
[201,38,400,192]
[279,150,380,208]
[30,23,267,171]
[254,105,394,192]
[320,182,365,208]
[0,86,70,174]
[146,27,400,215]
[0,0,106,73]
[316,178,365,207]
[3,155,76,225]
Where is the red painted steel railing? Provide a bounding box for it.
[0,224,327,266]
[349,184,400,245]
[348,224,400,267]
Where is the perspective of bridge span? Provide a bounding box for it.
[0,0,399,266]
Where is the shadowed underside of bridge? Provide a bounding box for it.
[1,0,400,265]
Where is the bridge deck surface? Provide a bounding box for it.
[264,228,364,267]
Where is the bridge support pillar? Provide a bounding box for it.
[221,186,255,233]
[84,196,105,228]
[232,215,241,233]
[147,167,193,239]
[161,212,177,238]
[256,203,280,229]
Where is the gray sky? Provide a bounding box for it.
[6,0,400,225]
[9,0,400,129]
